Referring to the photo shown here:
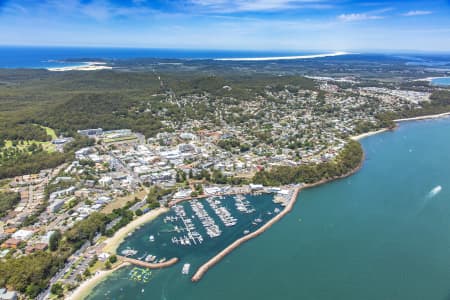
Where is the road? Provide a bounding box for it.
[36,241,90,300]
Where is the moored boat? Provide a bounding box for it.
[182,263,191,275]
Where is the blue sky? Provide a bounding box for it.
[0,0,449,52]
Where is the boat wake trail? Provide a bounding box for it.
[414,185,443,215]
[427,185,442,199]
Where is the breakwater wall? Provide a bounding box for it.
[191,186,300,282]
[118,256,179,269]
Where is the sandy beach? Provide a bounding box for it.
[103,207,169,254]
[413,76,445,82]
[350,128,390,141]
[67,262,129,300]
[47,61,112,72]
[214,51,351,61]
[67,208,168,300]
[351,111,450,141]
[393,112,450,122]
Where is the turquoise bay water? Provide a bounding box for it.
[87,117,450,300]
[117,194,283,273]
[431,77,450,86]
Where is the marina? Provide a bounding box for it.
[116,192,287,278]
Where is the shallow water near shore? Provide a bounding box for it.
[87,117,450,300]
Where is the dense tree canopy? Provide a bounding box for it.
[253,140,363,186]
[0,191,20,217]
[0,252,65,298]
[0,124,51,145]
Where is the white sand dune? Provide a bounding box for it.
[214,51,352,61]
[47,61,112,71]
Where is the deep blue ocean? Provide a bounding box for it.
[2,47,450,70]
[0,46,323,68]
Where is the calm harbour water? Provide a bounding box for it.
[117,193,283,274]
[87,117,450,300]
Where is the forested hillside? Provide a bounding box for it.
[0,69,316,138]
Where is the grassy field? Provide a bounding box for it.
[101,189,148,214]
[103,135,137,144]
[1,125,57,153]
[0,179,10,189]
[41,125,57,139]
[3,139,56,152]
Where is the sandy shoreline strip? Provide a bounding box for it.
[351,111,450,141]
[350,128,390,141]
[214,51,351,61]
[67,262,129,300]
[47,61,112,72]
[67,208,168,300]
[393,112,450,122]
[103,207,169,254]
[413,76,447,82]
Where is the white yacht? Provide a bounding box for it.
[182,263,191,275]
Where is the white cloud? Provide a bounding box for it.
[0,0,156,22]
[402,10,432,17]
[189,0,332,13]
[338,13,383,22]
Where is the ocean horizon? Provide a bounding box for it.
[0,46,340,69]
[2,46,450,69]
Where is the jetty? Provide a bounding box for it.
[191,186,300,282]
[118,256,179,269]
[168,186,252,208]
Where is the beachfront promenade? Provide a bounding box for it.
[191,186,301,282]
[118,256,179,269]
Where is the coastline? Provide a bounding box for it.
[393,112,450,122]
[190,110,450,281]
[413,76,447,82]
[191,153,367,282]
[67,208,168,300]
[350,111,450,141]
[67,262,129,300]
[66,111,450,297]
[350,128,390,141]
[70,139,367,293]
[47,61,112,72]
[102,207,169,254]
[214,51,351,61]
